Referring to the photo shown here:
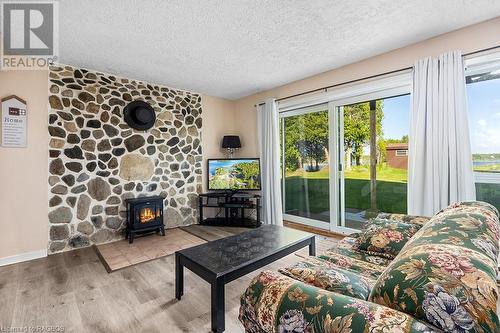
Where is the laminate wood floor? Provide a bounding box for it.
[181,224,252,241]
[0,226,339,333]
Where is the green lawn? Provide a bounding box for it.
[284,165,408,215]
[286,164,407,182]
[284,164,500,216]
[476,183,500,212]
[344,165,407,182]
[474,163,500,172]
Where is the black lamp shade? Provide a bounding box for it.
[221,135,241,149]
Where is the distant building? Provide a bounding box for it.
[386,143,408,169]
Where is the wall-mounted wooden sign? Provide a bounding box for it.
[1,95,27,148]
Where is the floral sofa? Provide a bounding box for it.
[239,201,499,332]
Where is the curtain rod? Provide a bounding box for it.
[254,44,500,107]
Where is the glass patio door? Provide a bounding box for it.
[280,104,332,229]
[279,77,411,233]
[337,94,410,230]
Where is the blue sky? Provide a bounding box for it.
[381,94,410,141]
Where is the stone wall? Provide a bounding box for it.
[47,65,202,253]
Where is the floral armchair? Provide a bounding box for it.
[239,201,499,333]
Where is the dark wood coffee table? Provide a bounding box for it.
[175,224,315,332]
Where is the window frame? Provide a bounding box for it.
[465,51,500,186]
[278,73,412,235]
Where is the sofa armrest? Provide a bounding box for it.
[239,271,439,333]
[376,212,431,227]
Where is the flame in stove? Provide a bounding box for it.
[140,208,157,223]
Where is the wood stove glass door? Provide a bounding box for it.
[136,203,161,226]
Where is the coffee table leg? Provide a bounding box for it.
[309,236,316,256]
[211,278,225,332]
[175,253,183,300]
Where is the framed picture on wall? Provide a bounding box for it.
[1,95,27,148]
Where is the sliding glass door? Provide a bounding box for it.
[337,95,410,229]
[280,104,331,229]
[280,84,411,233]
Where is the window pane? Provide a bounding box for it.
[281,109,330,223]
[341,94,409,229]
[466,70,500,212]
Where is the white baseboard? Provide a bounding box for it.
[0,249,47,267]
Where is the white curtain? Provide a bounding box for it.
[256,98,283,225]
[408,50,476,216]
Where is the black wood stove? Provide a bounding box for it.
[125,196,165,243]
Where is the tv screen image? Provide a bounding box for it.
[208,159,261,190]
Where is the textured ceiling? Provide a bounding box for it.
[59,1,500,99]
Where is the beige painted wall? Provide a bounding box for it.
[200,95,237,191]
[0,70,49,259]
[234,17,500,157]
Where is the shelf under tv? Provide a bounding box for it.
[198,192,261,228]
[201,217,260,228]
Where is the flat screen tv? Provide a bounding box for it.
[208,158,261,191]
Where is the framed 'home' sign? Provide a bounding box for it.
[1,95,27,148]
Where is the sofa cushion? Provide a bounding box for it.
[368,201,499,333]
[320,236,393,271]
[240,270,440,333]
[278,236,396,300]
[279,256,375,300]
[357,219,421,259]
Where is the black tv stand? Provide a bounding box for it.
[198,192,261,228]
